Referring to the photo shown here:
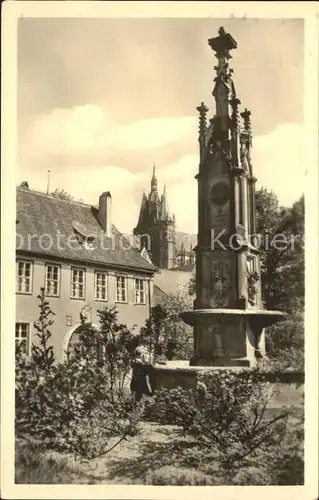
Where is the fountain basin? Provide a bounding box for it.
[178,308,287,368]
[181,308,287,328]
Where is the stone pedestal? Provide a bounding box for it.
[181,309,285,368]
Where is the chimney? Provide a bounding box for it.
[98,191,112,238]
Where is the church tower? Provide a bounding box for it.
[134,165,176,269]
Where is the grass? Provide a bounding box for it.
[15,383,304,485]
[15,437,102,485]
[15,423,223,485]
[15,410,304,486]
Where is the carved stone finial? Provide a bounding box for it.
[196,101,209,115]
[240,108,252,146]
[208,28,237,56]
[229,97,241,129]
[241,108,252,131]
[196,101,209,138]
[229,97,241,108]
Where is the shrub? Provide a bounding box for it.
[15,289,57,440]
[139,293,193,362]
[150,370,289,470]
[265,314,304,371]
[260,415,304,485]
[15,292,144,460]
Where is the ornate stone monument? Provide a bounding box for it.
[180,27,285,368]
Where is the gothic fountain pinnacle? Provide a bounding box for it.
[180,27,286,368]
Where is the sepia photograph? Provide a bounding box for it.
[1,2,318,499]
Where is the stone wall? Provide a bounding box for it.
[151,364,304,408]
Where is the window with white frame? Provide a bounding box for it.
[71,267,85,299]
[15,323,30,355]
[16,260,33,293]
[95,271,107,301]
[45,264,60,297]
[115,275,127,303]
[135,278,146,304]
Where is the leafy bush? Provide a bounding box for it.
[148,370,289,470]
[256,189,304,314]
[260,415,304,485]
[265,314,304,371]
[139,293,193,362]
[15,291,144,459]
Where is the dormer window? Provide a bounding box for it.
[83,237,96,250]
[72,220,96,250]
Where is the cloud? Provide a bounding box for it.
[18,121,304,235]
[252,123,305,206]
[19,105,197,168]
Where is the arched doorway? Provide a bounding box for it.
[62,323,99,361]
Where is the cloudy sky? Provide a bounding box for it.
[18,17,304,234]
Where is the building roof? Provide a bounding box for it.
[16,187,157,274]
[140,246,154,265]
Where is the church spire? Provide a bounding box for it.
[136,188,148,226]
[160,184,168,220]
[149,162,159,208]
[134,164,176,269]
[151,163,157,192]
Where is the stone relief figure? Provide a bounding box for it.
[211,261,230,307]
[80,304,92,325]
[246,268,259,305]
[240,141,249,173]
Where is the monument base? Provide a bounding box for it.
[180,308,286,368]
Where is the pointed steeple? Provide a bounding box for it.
[149,163,159,210]
[151,163,157,192]
[137,189,148,226]
[134,164,176,269]
[160,184,167,220]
